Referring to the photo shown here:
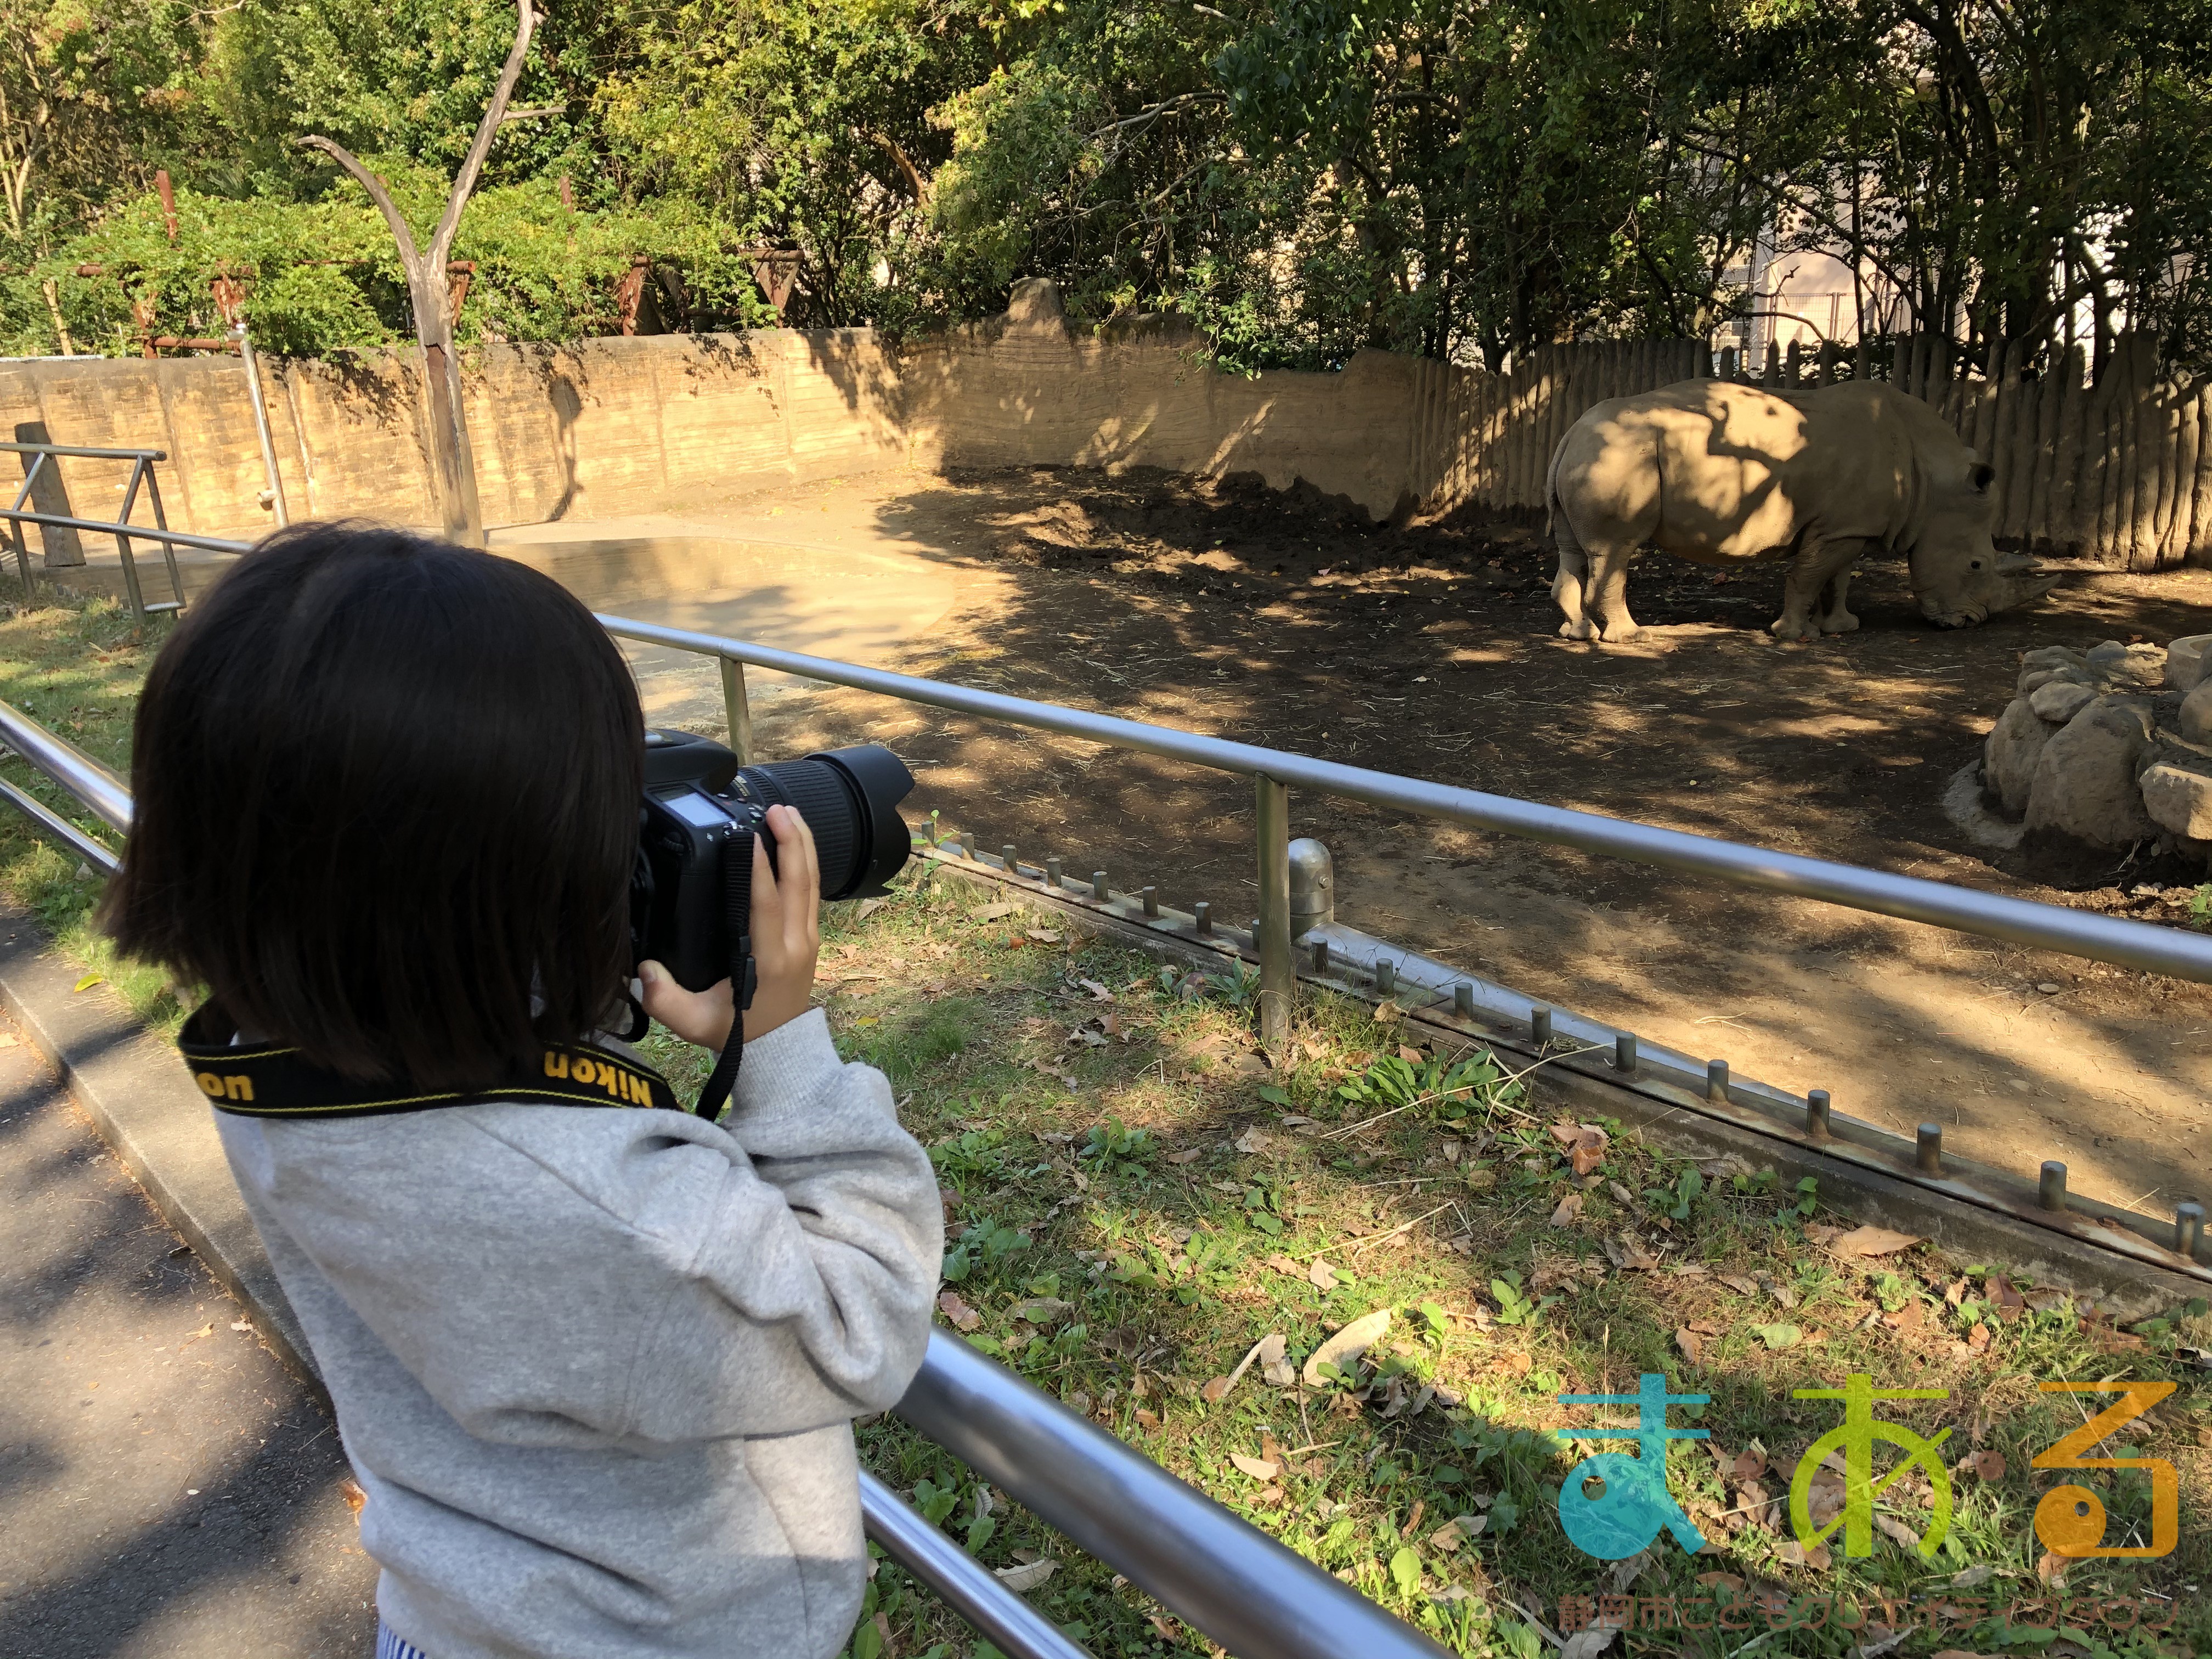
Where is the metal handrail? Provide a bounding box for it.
[597,612,2212,987]
[0,441,171,461]
[0,505,249,557]
[902,1329,1452,1658]
[0,701,132,832]
[3,443,209,620]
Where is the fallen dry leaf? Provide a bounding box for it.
[339,1477,366,1515]
[1229,1453,1280,1481]
[937,1291,982,1333]
[1234,1127,1273,1155]
[1201,1377,1234,1405]
[1607,1180,1637,1206]
[1875,1515,1922,1551]
[974,901,1019,921]
[1967,1322,1992,1351]
[1803,1222,1844,1245]
[1716,1273,1760,1296]
[1302,1307,1393,1386]
[1829,1225,1923,1258]
[2036,1549,2072,1584]
[1309,1259,1340,1292]
[1961,1449,2006,1481]
[1695,1572,1744,1592]
[1883,1300,1926,1332]
[1263,1253,1302,1276]
[1675,1328,1703,1365]
[1493,1350,1533,1377]
[1133,1408,1161,1432]
[996,1559,1056,1592]
[1548,1120,1581,1147]
[1569,1125,1610,1176]
[1079,978,1114,1001]
[1397,1043,1425,1063]
[1009,1297,1074,1324]
[1025,927,1063,944]
[1166,1148,1203,1165]
[1549,1192,1585,1227]
[1773,1539,1832,1570]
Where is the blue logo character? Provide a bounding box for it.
[1554,1373,1710,1559]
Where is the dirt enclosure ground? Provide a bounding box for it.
[669,461,2211,1225]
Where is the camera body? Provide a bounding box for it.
[631,730,914,992]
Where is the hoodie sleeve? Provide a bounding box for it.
[602,1008,944,1441]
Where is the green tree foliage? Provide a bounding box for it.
[0,0,2207,376]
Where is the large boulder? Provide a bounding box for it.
[1984,696,2056,816]
[2085,639,2167,689]
[2179,680,2212,746]
[2141,761,2212,840]
[2023,696,2159,848]
[2028,680,2095,724]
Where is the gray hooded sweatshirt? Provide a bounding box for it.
[214,1009,942,1659]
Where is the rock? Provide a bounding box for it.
[2024,696,2159,848]
[2084,639,2166,688]
[2141,763,2212,839]
[2169,635,2212,694]
[2018,664,2090,696]
[1984,696,2056,816]
[2181,680,2212,746]
[2020,646,2085,672]
[2028,680,2095,723]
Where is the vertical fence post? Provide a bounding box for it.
[236,325,291,528]
[720,656,753,765]
[112,458,148,624]
[1255,774,1292,1057]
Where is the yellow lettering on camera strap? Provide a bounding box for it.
[177,1001,681,1118]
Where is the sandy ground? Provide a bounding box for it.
[0,1014,377,1658]
[46,463,2212,1224]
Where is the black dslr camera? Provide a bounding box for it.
[631,730,915,992]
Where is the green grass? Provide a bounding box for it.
[808,867,2211,1659]
[0,575,182,1033]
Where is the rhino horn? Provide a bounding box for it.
[1992,551,2061,613]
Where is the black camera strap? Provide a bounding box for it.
[689,827,760,1121]
[177,1000,683,1120]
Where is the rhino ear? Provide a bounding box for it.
[1971,462,1996,492]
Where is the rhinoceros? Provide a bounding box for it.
[1545,377,2058,643]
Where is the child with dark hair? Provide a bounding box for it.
[103,523,942,1659]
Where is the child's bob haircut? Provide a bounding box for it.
[101,522,644,1090]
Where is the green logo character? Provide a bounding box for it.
[1790,1373,1953,1558]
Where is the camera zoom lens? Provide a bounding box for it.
[734,746,914,902]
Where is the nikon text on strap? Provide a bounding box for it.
[179,1000,683,1120]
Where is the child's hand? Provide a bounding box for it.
[637,804,822,1049]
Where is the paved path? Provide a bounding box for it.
[0,1016,376,1658]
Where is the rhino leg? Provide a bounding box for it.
[1816,567,1860,634]
[1586,542,1643,642]
[1551,533,1596,641]
[1770,539,1859,643]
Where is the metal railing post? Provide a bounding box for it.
[235,324,291,528]
[1255,773,1292,1056]
[142,465,189,611]
[112,459,148,623]
[719,656,753,765]
[9,453,42,598]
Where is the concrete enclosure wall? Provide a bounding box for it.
[3,280,2202,571]
[0,330,905,552]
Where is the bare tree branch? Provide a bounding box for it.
[295,134,422,264]
[432,0,535,269]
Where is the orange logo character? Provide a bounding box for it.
[2032,1381,2178,1559]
